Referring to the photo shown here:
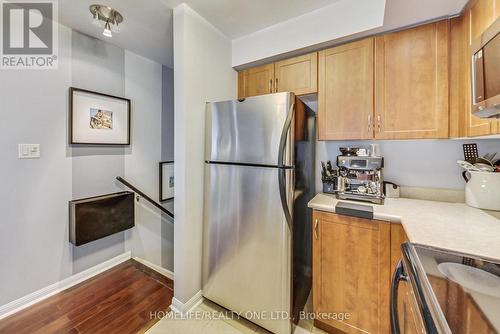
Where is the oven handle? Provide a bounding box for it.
[391,260,408,334]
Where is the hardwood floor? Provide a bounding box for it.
[0,260,173,334]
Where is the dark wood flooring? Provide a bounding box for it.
[0,259,173,334]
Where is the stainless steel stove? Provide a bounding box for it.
[392,243,500,334]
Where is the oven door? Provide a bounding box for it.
[391,260,427,334]
[391,244,443,334]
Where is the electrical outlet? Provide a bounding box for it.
[18,144,40,159]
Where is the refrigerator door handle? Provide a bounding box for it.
[278,168,293,231]
[278,102,295,168]
[278,102,295,232]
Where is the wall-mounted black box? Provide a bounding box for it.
[69,191,135,246]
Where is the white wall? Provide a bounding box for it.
[316,139,500,192]
[0,22,173,307]
[173,3,237,307]
[232,0,386,67]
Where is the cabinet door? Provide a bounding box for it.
[470,0,496,40]
[465,8,498,136]
[375,21,449,139]
[318,38,374,140]
[312,211,390,334]
[274,52,317,95]
[449,16,468,138]
[390,224,408,278]
[238,64,275,98]
[496,0,500,133]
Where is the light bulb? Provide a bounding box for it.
[103,22,112,37]
[112,22,120,33]
[92,13,101,26]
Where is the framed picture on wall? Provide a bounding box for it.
[69,87,131,145]
[160,161,174,202]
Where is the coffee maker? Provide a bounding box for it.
[336,148,385,204]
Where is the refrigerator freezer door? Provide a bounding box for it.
[205,92,294,167]
[202,163,293,334]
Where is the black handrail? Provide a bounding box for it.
[116,176,174,219]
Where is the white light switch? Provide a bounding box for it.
[18,144,40,159]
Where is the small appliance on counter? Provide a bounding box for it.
[384,181,401,199]
[392,243,500,334]
[458,147,500,211]
[463,171,500,211]
[336,147,385,204]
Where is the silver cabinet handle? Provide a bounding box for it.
[314,219,319,239]
[368,114,372,133]
[377,115,382,133]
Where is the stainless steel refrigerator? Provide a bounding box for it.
[202,92,316,334]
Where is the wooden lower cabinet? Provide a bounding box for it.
[390,223,408,276]
[312,211,391,334]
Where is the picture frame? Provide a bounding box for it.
[159,161,174,202]
[69,87,131,145]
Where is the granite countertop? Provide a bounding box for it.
[308,193,500,261]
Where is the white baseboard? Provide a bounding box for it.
[132,257,174,280]
[0,251,132,320]
[170,290,203,315]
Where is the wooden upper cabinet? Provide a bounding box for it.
[275,52,318,95]
[375,21,449,139]
[313,211,390,334]
[238,52,318,99]
[318,38,374,140]
[470,0,496,40]
[237,64,274,98]
[465,4,499,136]
[494,4,500,134]
[449,16,468,138]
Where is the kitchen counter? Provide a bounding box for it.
[308,193,500,261]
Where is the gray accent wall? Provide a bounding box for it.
[0,23,174,307]
[162,66,175,161]
[0,24,73,307]
[70,31,127,273]
[316,139,500,192]
[161,66,175,271]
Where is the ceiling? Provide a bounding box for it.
[161,0,341,38]
[58,0,174,67]
[58,0,469,69]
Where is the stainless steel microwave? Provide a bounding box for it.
[471,17,500,119]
